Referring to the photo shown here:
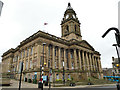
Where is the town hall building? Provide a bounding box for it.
[2,3,103,82]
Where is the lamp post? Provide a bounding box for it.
[102,27,120,47]
[63,61,65,85]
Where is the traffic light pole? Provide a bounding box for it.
[113,44,120,65]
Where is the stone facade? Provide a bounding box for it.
[2,3,103,82]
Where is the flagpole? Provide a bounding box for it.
[43,23,48,32]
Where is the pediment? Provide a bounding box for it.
[79,40,95,51]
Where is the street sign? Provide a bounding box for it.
[34,72,37,75]
[43,76,47,81]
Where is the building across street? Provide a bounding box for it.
[1,3,103,83]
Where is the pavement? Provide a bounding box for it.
[0,79,117,89]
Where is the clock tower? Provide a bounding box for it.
[61,3,82,41]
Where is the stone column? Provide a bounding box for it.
[96,57,99,71]
[37,42,41,68]
[86,52,89,71]
[64,48,67,70]
[32,45,35,69]
[46,45,49,68]
[89,53,92,71]
[78,50,82,70]
[94,57,97,71]
[74,49,77,69]
[100,59,102,72]
[23,48,27,71]
[98,57,102,72]
[82,50,85,71]
[52,46,55,69]
[92,55,95,71]
[27,48,30,70]
[58,47,61,69]
[68,49,71,70]
[18,54,21,71]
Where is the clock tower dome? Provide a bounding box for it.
[61,3,82,41]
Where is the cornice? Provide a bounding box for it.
[2,30,100,57]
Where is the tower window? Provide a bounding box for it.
[75,25,77,32]
[66,25,69,32]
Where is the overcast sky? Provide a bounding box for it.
[0,0,120,68]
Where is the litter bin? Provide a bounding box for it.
[38,81,43,90]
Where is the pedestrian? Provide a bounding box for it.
[116,81,120,90]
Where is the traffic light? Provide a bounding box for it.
[115,33,120,47]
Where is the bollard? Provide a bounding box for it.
[116,81,120,90]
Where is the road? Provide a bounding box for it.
[0,79,118,90]
[1,85,117,90]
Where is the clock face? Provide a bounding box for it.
[72,15,75,18]
[66,15,69,19]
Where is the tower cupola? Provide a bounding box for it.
[61,3,82,41]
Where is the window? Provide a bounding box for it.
[68,74,71,79]
[13,58,15,62]
[23,50,25,57]
[16,56,18,62]
[55,47,57,56]
[75,25,77,32]
[56,74,59,80]
[66,25,69,32]
[21,52,22,58]
[66,50,68,58]
[26,60,28,70]
[55,61,57,68]
[19,62,21,72]
[27,48,29,56]
[33,57,37,68]
[30,59,32,69]
[31,47,33,55]
[70,52,73,59]
[48,45,51,56]
[72,62,74,69]
[48,60,50,68]
[18,56,19,60]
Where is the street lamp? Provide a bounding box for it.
[102,27,120,47]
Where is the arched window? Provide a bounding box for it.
[75,25,77,32]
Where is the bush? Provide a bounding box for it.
[33,79,37,84]
[55,79,63,83]
[67,78,71,81]
[56,79,62,82]
[28,79,31,83]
